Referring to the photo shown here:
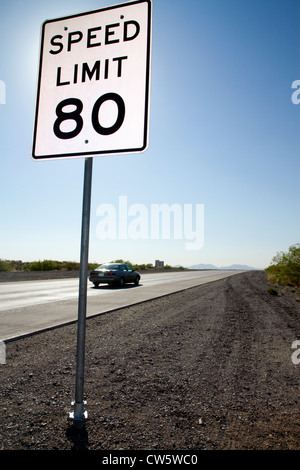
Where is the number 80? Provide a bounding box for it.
[53,92,125,140]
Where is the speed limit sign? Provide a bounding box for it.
[32,0,151,160]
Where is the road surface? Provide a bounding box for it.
[0,270,243,341]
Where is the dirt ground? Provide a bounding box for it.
[0,270,299,451]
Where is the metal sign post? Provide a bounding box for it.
[32,0,151,427]
[68,157,93,425]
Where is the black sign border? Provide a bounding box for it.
[32,0,152,160]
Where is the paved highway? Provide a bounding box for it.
[0,270,243,341]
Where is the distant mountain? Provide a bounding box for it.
[221,264,257,270]
[188,263,257,270]
[189,263,218,270]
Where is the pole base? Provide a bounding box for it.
[68,401,88,426]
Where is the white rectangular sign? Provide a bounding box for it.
[32,0,151,160]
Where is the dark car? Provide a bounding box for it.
[89,263,141,288]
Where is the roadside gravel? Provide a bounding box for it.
[0,271,299,450]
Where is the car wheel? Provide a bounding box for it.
[93,282,100,287]
[134,276,140,285]
[119,277,125,288]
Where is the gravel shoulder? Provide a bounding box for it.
[0,271,299,450]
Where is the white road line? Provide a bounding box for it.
[0,271,219,311]
[0,270,244,340]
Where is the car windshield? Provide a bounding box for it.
[96,264,120,271]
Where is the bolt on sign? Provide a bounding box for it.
[32,0,152,160]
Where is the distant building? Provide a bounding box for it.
[155,260,164,268]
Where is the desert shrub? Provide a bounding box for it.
[27,260,58,271]
[88,263,99,270]
[61,261,80,270]
[267,287,278,296]
[265,244,300,287]
[0,260,12,271]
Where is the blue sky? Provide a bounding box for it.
[0,0,299,269]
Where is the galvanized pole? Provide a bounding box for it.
[69,157,93,426]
